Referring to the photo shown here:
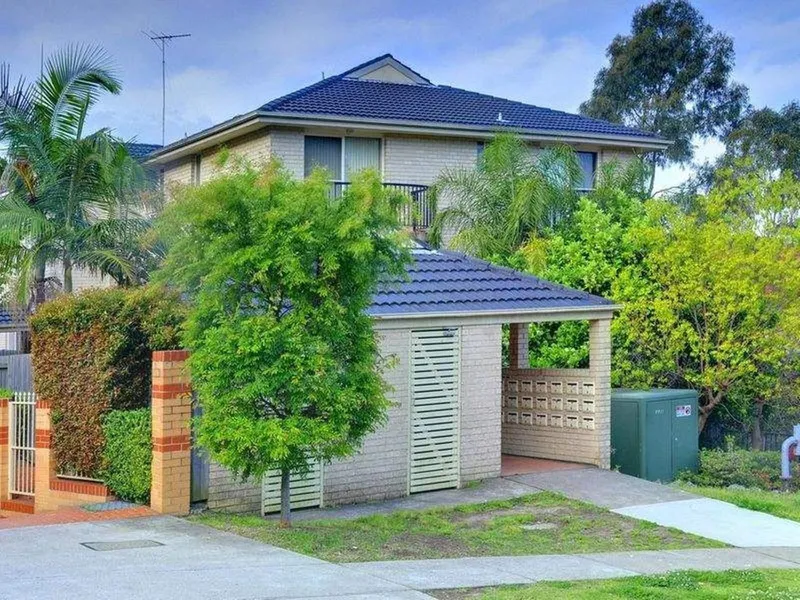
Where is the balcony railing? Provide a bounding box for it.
[330,182,434,231]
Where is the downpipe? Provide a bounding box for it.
[780,424,800,487]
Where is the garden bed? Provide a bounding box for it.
[191,492,722,562]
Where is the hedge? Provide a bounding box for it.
[680,448,800,492]
[30,285,185,476]
[101,409,152,503]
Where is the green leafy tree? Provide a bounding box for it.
[429,133,582,262]
[0,46,156,306]
[712,102,800,180]
[156,161,408,525]
[615,173,800,433]
[516,162,650,369]
[580,0,748,183]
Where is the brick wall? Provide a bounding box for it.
[460,325,503,482]
[150,350,192,515]
[207,462,261,513]
[200,130,270,183]
[202,324,505,511]
[163,157,193,201]
[269,128,305,179]
[322,328,411,505]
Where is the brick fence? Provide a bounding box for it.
[150,350,192,515]
[0,351,194,516]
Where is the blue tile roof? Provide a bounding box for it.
[260,55,661,141]
[126,143,162,160]
[0,308,11,326]
[369,248,613,317]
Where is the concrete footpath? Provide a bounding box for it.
[506,468,800,548]
[345,547,800,591]
[0,516,435,600]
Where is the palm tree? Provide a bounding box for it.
[0,45,156,307]
[428,133,584,261]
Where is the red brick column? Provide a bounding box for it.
[150,350,192,515]
[0,396,9,502]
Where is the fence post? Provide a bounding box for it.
[33,398,53,512]
[150,350,192,515]
[0,394,9,502]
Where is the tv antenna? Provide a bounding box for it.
[144,31,191,145]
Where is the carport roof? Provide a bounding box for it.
[370,248,614,318]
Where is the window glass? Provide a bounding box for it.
[344,137,381,179]
[576,152,597,190]
[304,136,342,179]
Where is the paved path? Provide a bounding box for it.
[508,469,800,548]
[0,516,433,600]
[345,547,800,591]
[0,504,154,530]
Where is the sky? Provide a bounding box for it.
[3,0,799,189]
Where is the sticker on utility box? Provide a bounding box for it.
[675,405,692,417]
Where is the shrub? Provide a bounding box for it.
[0,387,12,398]
[680,448,800,491]
[101,409,151,503]
[31,285,185,475]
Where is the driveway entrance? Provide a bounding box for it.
[0,516,432,600]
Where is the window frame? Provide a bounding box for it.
[304,135,383,182]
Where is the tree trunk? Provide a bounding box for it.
[33,261,47,307]
[279,467,292,528]
[751,399,765,451]
[63,257,73,294]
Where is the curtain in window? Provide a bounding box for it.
[344,137,381,179]
[304,136,342,179]
[577,152,597,190]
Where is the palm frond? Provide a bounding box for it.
[36,44,121,140]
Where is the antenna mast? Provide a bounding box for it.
[144,31,191,145]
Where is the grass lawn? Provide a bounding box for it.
[433,569,800,599]
[191,492,722,562]
[679,484,800,523]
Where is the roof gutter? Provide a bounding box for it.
[146,110,670,164]
[370,304,621,327]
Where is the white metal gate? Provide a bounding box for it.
[8,392,36,497]
[262,461,323,515]
[409,328,461,494]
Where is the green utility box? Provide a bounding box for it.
[610,389,699,482]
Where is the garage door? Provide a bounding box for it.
[409,328,461,494]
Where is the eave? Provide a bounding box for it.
[146,111,670,165]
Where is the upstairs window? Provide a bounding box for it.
[305,136,342,179]
[304,136,381,180]
[576,151,597,191]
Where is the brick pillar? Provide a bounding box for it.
[508,323,529,369]
[0,396,9,501]
[33,400,54,512]
[151,350,192,515]
[589,319,612,469]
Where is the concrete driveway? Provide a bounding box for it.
[0,516,432,600]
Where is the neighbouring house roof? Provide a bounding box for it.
[0,305,27,330]
[369,247,614,319]
[126,142,162,160]
[147,54,669,163]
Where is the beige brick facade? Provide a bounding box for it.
[207,462,262,513]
